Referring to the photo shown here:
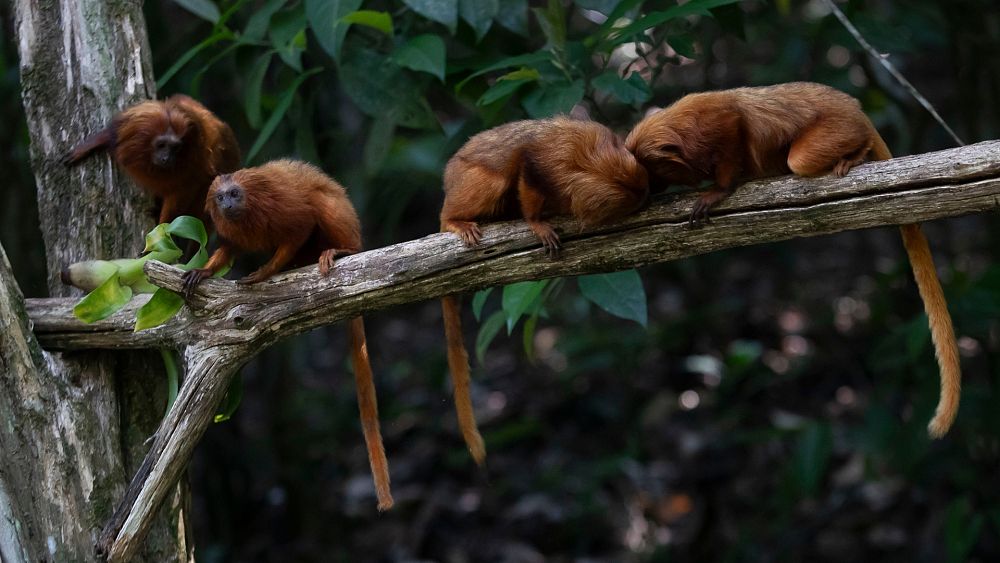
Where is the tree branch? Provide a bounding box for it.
[23,140,1000,562]
[27,141,1000,353]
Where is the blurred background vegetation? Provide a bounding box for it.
[3,0,1000,561]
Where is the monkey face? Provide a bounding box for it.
[211,180,247,220]
[151,133,182,168]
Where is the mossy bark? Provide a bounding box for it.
[6,0,191,560]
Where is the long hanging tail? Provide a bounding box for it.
[898,225,961,437]
[441,295,487,465]
[870,129,961,437]
[348,316,393,510]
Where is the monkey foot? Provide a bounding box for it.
[446,221,482,246]
[318,249,354,275]
[236,271,267,285]
[319,251,336,275]
[689,190,728,227]
[529,221,561,259]
[833,157,863,177]
[181,268,210,298]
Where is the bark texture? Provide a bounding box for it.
[9,0,191,560]
[21,139,1000,559]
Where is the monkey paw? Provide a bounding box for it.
[318,250,337,275]
[833,158,860,177]
[181,269,209,298]
[530,222,561,259]
[236,272,267,285]
[689,191,727,227]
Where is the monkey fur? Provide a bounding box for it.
[181,159,393,510]
[440,117,650,464]
[626,81,960,437]
[64,94,241,226]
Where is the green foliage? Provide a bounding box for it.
[117,0,1000,558]
[69,216,226,329]
[577,270,647,327]
[147,0,742,366]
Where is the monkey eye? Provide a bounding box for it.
[229,189,239,198]
[216,194,224,201]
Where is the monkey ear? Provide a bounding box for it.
[659,143,683,155]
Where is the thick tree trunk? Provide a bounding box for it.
[7,0,191,561]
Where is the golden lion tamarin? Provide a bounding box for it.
[64,94,241,225]
[440,117,650,464]
[181,159,393,510]
[626,82,960,437]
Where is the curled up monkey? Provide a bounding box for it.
[439,117,650,464]
[626,82,961,437]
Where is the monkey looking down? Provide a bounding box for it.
[181,159,393,510]
[64,94,241,225]
[626,81,960,437]
[440,117,650,465]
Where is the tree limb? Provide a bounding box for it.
[27,140,1000,353]
[22,140,1000,561]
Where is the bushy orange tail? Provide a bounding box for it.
[441,295,487,465]
[870,129,961,437]
[898,225,961,437]
[348,317,393,510]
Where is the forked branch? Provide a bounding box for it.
[22,140,1000,562]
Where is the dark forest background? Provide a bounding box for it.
[3,0,1000,561]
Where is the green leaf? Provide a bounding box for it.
[472,288,494,321]
[475,310,506,364]
[402,0,458,33]
[157,31,231,89]
[391,34,446,81]
[363,114,397,175]
[144,224,181,255]
[592,71,651,104]
[459,0,499,41]
[244,0,287,42]
[476,68,539,105]
[340,10,394,36]
[521,79,585,118]
[270,6,307,71]
[214,375,244,423]
[305,0,363,61]
[245,51,274,128]
[578,270,647,327]
[73,274,133,324]
[502,280,549,334]
[172,0,220,24]
[455,51,551,91]
[160,348,180,412]
[532,0,566,49]
[111,257,152,287]
[495,0,528,35]
[601,0,743,48]
[167,215,208,249]
[135,289,185,332]
[589,0,644,45]
[340,47,439,129]
[246,67,324,163]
